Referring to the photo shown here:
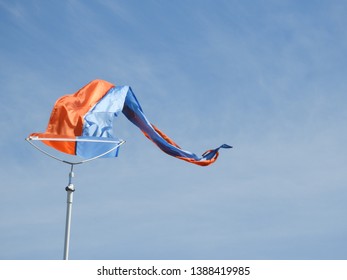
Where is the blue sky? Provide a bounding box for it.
[0,0,346,260]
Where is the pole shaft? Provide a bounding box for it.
[63,165,75,260]
[63,188,74,260]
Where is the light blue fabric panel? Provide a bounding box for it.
[82,86,128,138]
[76,86,128,158]
[76,136,121,158]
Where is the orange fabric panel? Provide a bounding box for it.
[30,80,114,154]
[29,133,78,155]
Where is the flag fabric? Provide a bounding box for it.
[29,79,231,166]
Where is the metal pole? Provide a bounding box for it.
[63,164,75,260]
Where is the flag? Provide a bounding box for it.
[29,80,231,166]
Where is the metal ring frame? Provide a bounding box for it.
[25,136,125,165]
